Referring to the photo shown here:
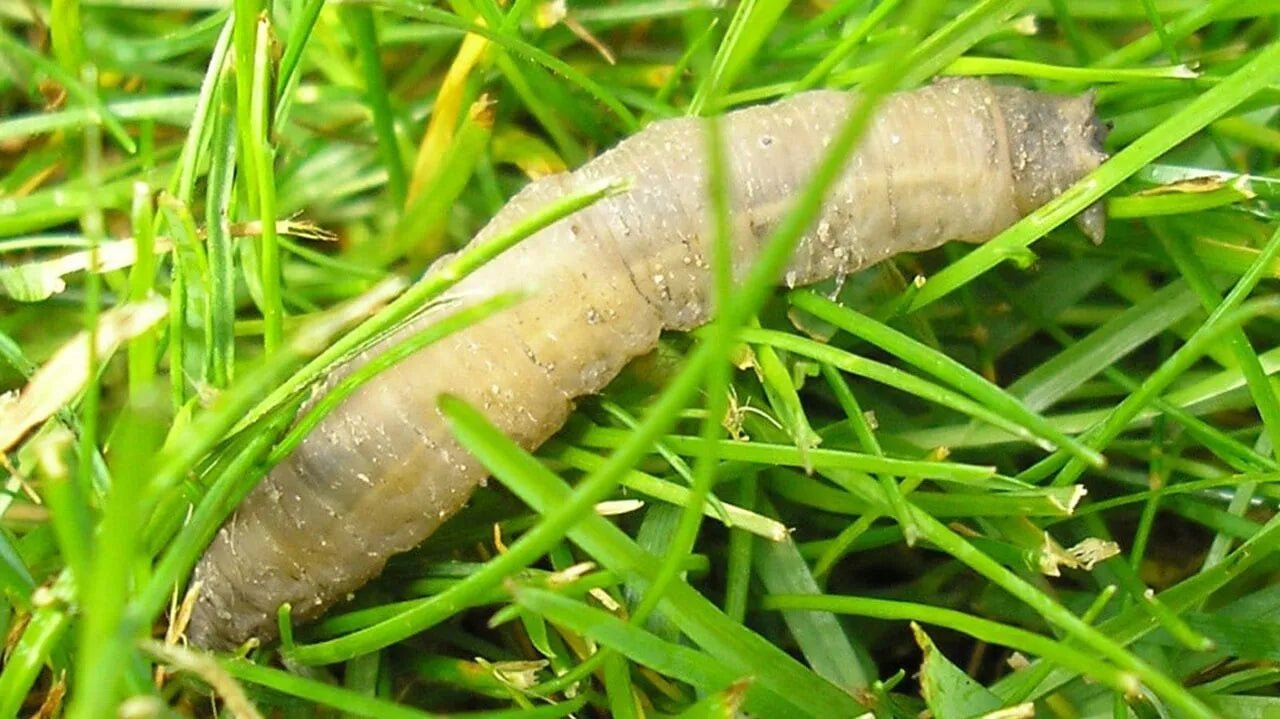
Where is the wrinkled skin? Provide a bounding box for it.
[187,78,1107,649]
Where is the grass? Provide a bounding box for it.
[1,1,1280,717]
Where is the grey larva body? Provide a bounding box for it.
[187,78,1106,649]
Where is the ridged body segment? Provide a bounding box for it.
[187,78,1105,649]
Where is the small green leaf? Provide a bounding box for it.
[913,623,1004,719]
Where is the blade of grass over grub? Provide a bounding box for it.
[233,180,625,434]
[276,337,735,664]
[907,38,1280,312]
[140,280,406,507]
[269,291,525,463]
[699,0,946,374]
[133,413,287,624]
[629,107,734,629]
[121,284,404,631]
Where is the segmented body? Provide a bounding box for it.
[187,78,1106,649]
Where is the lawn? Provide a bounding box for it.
[2,1,1280,717]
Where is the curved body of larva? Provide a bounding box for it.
[187,78,1106,649]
